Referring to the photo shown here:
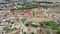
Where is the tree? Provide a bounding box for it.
[5,0,10,1]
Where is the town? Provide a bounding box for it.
[0,0,60,34]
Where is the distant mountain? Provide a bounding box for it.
[33,0,60,2]
[0,0,60,3]
[0,0,6,3]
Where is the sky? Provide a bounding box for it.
[35,0,60,2]
[0,0,60,2]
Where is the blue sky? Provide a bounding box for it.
[0,0,60,2]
